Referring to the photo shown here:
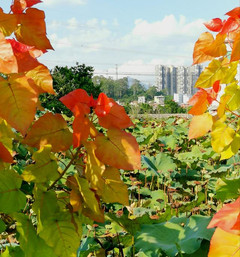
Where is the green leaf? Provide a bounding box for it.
[178,192,205,213]
[32,188,59,232]
[22,145,59,183]
[77,237,101,257]
[149,153,177,173]
[0,246,24,257]
[0,169,25,213]
[39,212,82,257]
[135,215,214,257]
[0,219,6,233]
[14,213,57,257]
[216,177,240,201]
[142,156,160,177]
[160,135,177,149]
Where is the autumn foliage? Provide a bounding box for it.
[189,6,240,257]
[0,1,239,256]
[0,1,141,256]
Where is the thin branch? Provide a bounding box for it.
[47,148,81,191]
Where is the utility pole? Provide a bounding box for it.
[115,64,118,80]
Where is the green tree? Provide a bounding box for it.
[40,63,101,115]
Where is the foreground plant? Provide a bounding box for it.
[0,1,140,256]
[189,6,240,257]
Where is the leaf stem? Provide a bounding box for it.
[47,148,81,191]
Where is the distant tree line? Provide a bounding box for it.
[40,63,186,115]
[92,75,166,103]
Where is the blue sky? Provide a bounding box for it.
[2,0,239,84]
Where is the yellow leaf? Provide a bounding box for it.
[73,176,104,223]
[101,167,129,206]
[208,228,240,257]
[211,120,235,153]
[70,190,82,212]
[224,82,240,111]
[195,59,227,88]
[189,113,213,140]
[221,61,238,84]
[220,133,240,160]
[22,145,59,183]
[26,65,55,95]
[0,74,38,135]
[84,141,105,194]
[217,94,232,118]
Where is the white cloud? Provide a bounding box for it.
[43,0,87,6]
[42,14,206,84]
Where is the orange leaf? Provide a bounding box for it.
[231,33,240,62]
[203,33,227,58]
[188,82,220,115]
[11,0,42,13]
[95,128,141,170]
[0,33,18,74]
[208,197,240,235]
[0,74,38,135]
[23,113,72,152]
[25,64,55,94]
[0,8,18,36]
[11,0,27,14]
[72,115,90,148]
[15,8,53,50]
[98,99,134,129]
[0,142,13,163]
[193,32,215,64]
[188,89,209,115]
[189,113,213,140]
[208,228,240,257]
[60,89,91,116]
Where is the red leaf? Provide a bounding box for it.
[60,89,91,116]
[220,17,239,34]
[206,80,221,104]
[95,93,112,117]
[26,0,42,7]
[204,18,223,32]
[0,142,13,163]
[225,7,240,19]
[208,197,240,235]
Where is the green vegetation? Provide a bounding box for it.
[40,63,101,115]
[75,117,239,256]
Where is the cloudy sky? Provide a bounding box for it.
[2,0,239,84]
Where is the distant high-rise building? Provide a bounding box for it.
[155,64,203,95]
